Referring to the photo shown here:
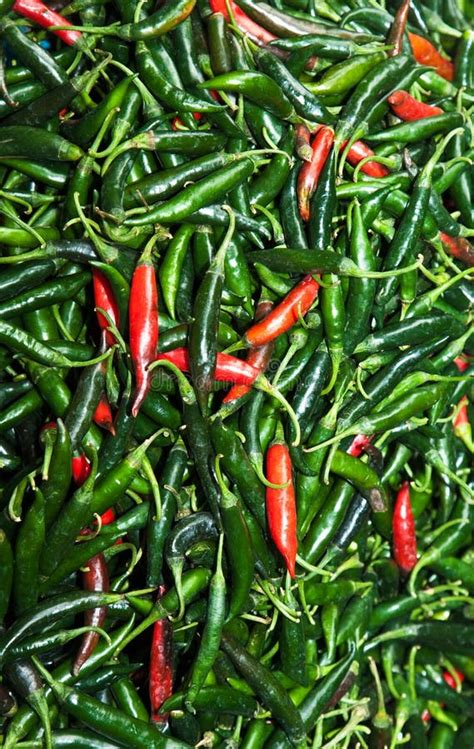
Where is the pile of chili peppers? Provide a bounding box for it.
[0,0,473,746]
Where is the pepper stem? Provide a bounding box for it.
[254,376,301,447]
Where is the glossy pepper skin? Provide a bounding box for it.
[129,243,159,417]
[244,275,319,348]
[392,481,418,575]
[265,424,297,578]
[149,588,173,722]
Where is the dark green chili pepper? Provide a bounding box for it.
[190,210,235,414]
[186,534,226,709]
[125,160,253,227]
[0,529,13,623]
[213,457,254,620]
[221,631,306,745]
[265,644,357,748]
[255,48,335,124]
[146,436,188,588]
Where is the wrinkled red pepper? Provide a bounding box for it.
[388,90,443,121]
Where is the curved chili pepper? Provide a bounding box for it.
[388,90,443,121]
[129,241,159,417]
[343,140,389,178]
[298,127,334,222]
[392,481,418,575]
[265,423,297,578]
[156,347,259,385]
[12,0,82,46]
[408,32,454,80]
[149,587,173,723]
[243,275,319,348]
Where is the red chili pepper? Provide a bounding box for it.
[92,268,120,348]
[454,356,469,373]
[72,551,110,675]
[223,300,274,405]
[209,0,277,45]
[443,669,465,690]
[453,395,474,452]
[347,434,373,458]
[99,507,116,526]
[298,128,334,222]
[408,32,454,81]
[439,232,474,268]
[12,0,82,46]
[295,123,313,162]
[93,394,115,435]
[392,481,418,574]
[244,275,320,348]
[150,586,173,722]
[71,453,91,486]
[265,423,297,578]
[156,348,261,386]
[388,90,443,121]
[129,244,159,418]
[342,140,389,178]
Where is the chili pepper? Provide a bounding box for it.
[388,89,443,120]
[124,158,253,227]
[221,631,305,745]
[189,208,234,414]
[149,587,173,723]
[93,394,115,435]
[265,422,297,578]
[344,140,390,178]
[223,300,274,406]
[72,551,110,675]
[129,239,159,417]
[387,0,410,56]
[408,32,454,80]
[392,481,418,575]
[297,126,334,222]
[209,0,277,46]
[214,456,254,619]
[335,54,413,148]
[241,275,319,348]
[186,534,225,710]
[34,660,189,749]
[92,267,119,348]
[12,0,82,46]
[12,485,45,615]
[0,529,13,624]
[4,658,52,749]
